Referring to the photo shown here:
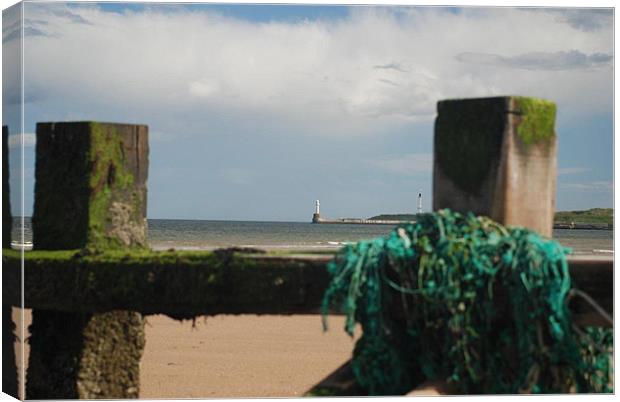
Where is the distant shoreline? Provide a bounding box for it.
[9,207,614,226]
[552,223,612,230]
[357,208,614,229]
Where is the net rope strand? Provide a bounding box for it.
[321,209,613,395]
[566,289,613,326]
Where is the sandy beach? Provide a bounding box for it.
[13,309,356,399]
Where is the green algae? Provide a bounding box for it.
[3,248,80,260]
[32,122,148,252]
[87,122,137,251]
[26,122,150,398]
[4,248,330,319]
[3,248,300,266]
[4,248,216,265]
[514,97,556,147]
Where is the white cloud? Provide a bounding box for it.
[560,181,613,192]
[188,79,221,98]
[16,4,614,140]
[369,153,433,175]
[455,50,612,71]
[544,8,612,32]
[558,167,590,175]
[8,134,36,148]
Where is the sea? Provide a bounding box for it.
[11,217,614,255]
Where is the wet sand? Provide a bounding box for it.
[13,309,356,399]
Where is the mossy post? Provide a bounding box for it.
[2,126,10,248]
[27,122,149,399]
[2,126,19,399]
[433,96,557,237]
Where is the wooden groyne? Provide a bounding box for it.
[2,96,613,398]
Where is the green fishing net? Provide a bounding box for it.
[322,209,613,395]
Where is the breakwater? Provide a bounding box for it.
[313,216,612,230]
[312,218,405,225]
[553,223,612,230]
[312,213,405,225]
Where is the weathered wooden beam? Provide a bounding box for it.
[1,249,612,327]
[433,96,557,237]
[4,249,330,319]
[27,122,149,399]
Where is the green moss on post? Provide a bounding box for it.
[514,97,556,147]
[86,122,145,251]
[3,249,333,319]
[2,126,19,399]
[32,122,148,251]
[27,122,149,399]
[2,126,11,249]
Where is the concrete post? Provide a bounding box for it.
[433,96,557,237]
[2,126,19,399]
[27,122,149,399]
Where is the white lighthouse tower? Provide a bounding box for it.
[417,190,422,215]
[312,200,322,223]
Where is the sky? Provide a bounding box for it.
[2,2,614,221]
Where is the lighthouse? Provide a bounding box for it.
[312,200,321,223]
[417,191,422,214]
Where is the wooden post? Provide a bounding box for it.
[433,96,557,236]
[27,122,149,399]
[2,126,19,399]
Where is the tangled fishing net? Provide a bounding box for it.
[322,209,613,395]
